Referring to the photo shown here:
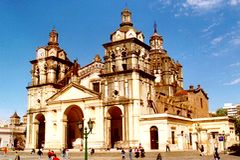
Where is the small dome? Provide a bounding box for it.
[10,112,20,119]
[175,90,188,96]
[93,54,102,62]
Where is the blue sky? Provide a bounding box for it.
[0,0,240,120]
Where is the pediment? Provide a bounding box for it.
[48,82,99,102]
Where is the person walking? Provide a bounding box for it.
[37,149,43,160]
[165,141,170,152]
[47,149,54,160]
[140,147,145,158]
[31,148,35,154]
[14,151,20,160]
[3,146,8,156]
[129,147,133,160]
[121,149,126,160]
[134,147,140,158]
[156,153,162,160]
[213,147,220,160]
[90,148,95,155]
[62,147,66,159]
[200,145,204,160]
[52,154,60,160]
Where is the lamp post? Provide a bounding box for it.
[78,119,94,160]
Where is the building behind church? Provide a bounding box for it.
[0,112,26,150]
[25,8,236,154]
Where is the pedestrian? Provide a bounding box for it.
[165,141,170,152]
[90,148,95,155]
[200,145,204,160]
[213,147,220,160]
[3,146,8,156]
[121,149,126,160]
[134,147,140,158]
[129,147,133,160]
[14,151,20,160]
[62,147,66,158]
[65,148,69,160]
[140,147,145,158]
[37,149,43,160]
[156,153,162,160]
[195,141,199,150]
[52,154,60,160]
[31,148,35,154]
[47,149,54,160]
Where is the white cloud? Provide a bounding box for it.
[229,0,240,5]
[224,77,240,85]
[230,37,240,45]
[158,0,172,5]
[150,0,240,17]
[210,48,230,57]
[211,36,223,45]
[202,22,219,33]
[183,0,223,10]
[229,62,240,67]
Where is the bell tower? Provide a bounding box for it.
[149,23,183,96]
[100,8,155,148]
[27,28,72,113]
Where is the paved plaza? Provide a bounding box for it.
[0,150,239,160]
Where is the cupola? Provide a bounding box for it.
[120,8,133,27]
[150,22,163,50]
[10,112,20,125]
[48,28,59,46]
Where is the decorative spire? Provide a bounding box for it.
[10,111,20,119]
[120,7,133,27]
[150,21,164,50]
[48,27,59,46]
[154,21,157,33]
[93,54,102,62]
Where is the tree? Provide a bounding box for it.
[234,117,240,136]
[215,108,227,116]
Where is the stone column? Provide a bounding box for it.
[47,69,56,83]
[26,114,33,149]
[33,122,39,149]
[62,121,67,148]
[105,116,111,148]
[121,114,125,142]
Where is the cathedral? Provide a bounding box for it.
[26,8,236,153]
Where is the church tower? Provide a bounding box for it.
[100,8,155,148]
[27,28,72,106]
[26,29,72,149]
[149,23,183,96]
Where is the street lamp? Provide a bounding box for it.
[78,118,94,160]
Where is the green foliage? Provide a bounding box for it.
[234,117,240,136]
[215,108,228,116]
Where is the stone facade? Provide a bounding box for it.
[25,8,237,153]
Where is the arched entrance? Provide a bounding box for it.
[14,136,25,150]
[64,105,84,149]
[150,126,159,149]
[35,114,45,149]
[108,107,122,148]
